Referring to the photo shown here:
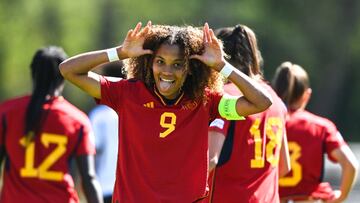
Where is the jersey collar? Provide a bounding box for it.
[153,86,184,106]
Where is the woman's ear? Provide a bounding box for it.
[306,88,312,98]
[302,88,312,106]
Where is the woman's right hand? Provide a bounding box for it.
[121,21,153,59]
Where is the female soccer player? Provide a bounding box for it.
[273,62,358,203]
[0,46,102,203]
[59,21,272,202]
[208,24,290,203]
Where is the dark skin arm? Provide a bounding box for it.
[60,22,272,115]
[59,22,153,99]
[76,155,103,203]
[190,23,272,116]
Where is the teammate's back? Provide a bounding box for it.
[0,46,102,203]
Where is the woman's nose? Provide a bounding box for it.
[161,64,174,74]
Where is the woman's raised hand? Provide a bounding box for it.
[190,23,225,71]
[121,21,153,58]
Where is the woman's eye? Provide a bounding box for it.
[173,63,183,69]
[156,59,164,64]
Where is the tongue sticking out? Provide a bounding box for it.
[159,81,172,92]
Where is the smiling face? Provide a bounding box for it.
[152,43,188,100]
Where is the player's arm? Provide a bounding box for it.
[209,131,225,172]
[278,133,291,177]
[59,22,153,99]
[222,65,272,117]
[59,50,109,99]
[76,155,103,203]
[327,145,359,203]
[191,23,272,117]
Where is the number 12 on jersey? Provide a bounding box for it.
[19,133,67,181]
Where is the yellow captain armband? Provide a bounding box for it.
[218,94,245,120]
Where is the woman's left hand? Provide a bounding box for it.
[190,23,225,71]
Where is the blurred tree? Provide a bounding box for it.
[258,0,360,141]
[97,0,119,48]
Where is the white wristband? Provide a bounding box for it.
[219,61,235,78]
[106,48,120,62]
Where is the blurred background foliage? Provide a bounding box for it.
[0,0,359,141]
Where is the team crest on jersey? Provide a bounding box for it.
[181,100,198,110]
[143,102,154,108]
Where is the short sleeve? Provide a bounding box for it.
[209,118,231,137]
[75,121,96,156]
[97,76,125,110]
[324,122,347,162]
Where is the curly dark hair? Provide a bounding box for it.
[126,25,223,102]
[215,25,262,78]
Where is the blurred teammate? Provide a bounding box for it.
[273,61,358,203]
[0,46,103,203]
[208,25,290,203]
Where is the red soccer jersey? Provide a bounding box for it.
[208,82,287,203]
[0,96,95,203]
[279,110,346,201]
[98,77,222,203]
